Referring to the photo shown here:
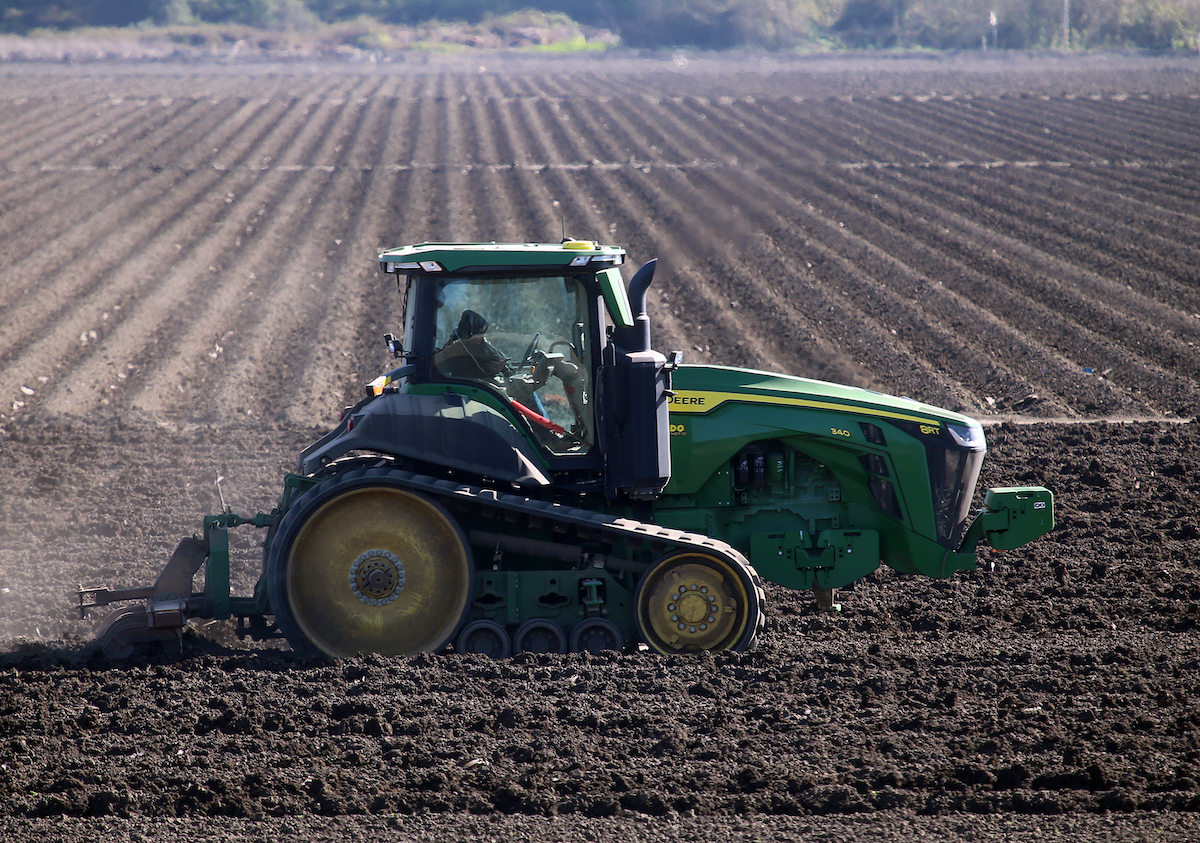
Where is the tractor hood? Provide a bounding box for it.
[668,365,981,432]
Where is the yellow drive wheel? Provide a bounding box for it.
[267,470,471,658]
[635,550,762,654]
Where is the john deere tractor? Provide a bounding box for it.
[80,240,1054,658]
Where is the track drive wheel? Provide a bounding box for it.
[266,468,472,658]
[635,549,764,654]
[95,606,181,660]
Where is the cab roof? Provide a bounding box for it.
[378,241,626,275]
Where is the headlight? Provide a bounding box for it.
[947,421,984,449]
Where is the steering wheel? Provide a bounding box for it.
[518,332,541,368]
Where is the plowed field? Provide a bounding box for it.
[2,53,1199,841]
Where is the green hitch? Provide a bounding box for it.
[200,511,277,620]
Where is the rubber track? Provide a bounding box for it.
[313,464,767,653]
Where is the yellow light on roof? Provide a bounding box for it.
[562,240,596,250]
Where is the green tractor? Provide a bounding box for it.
[81,240,1054,658]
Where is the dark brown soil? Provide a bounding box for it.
[2,53,1200,840]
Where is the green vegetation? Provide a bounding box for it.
[0,0,1196,50]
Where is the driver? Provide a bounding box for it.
[433,309,590,449]
[433,310,509,379]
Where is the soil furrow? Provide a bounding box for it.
[988,97,1200,164]
[882,162,1200,338]
[678,91,1199,414]
[940,164,1200,303]
[640,97,1036,408]
[0,97,245,276]
[211,80,418,425]
[800,165,1181,415]
[0,97,142,169]
[32,91,360,417]
[110,95,372,420]
[0,98,318,411]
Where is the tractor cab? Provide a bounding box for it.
[425,268,598,455]
[300,241,673,500]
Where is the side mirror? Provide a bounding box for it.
[597,267,634,329]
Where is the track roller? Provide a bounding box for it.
[513,619,567,654]
[456,620,511,657]
[569,618,623,653]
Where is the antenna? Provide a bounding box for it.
[561,215,567,243]
[216,474,229,513]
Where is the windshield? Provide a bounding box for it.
[432,275,594,456]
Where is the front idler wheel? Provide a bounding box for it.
[266,469,472,658]
[635,550,763,654]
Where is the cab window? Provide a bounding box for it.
[433,275,593,456]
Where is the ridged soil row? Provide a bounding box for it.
[34,79,357,418]
[0,96,160,171]
[0,97,195,238]
[1056,157,1200,214]
[655,94,1083,413]
[744,192,1050,414]
[468,76,555,241]
[435,74,485,240]
[463,77,578,241]
[735,97,1171,417]
[896,99,1106,165]
[308,81,440,395]
[0,98,247,288]
[516,86,737,319]
[373,75,445,238]
[986,97,1200,165]
[1111,96,1200,159]
[403,74,462,238]
[593,93,687,169]
[663,94,1021,401]
[498,78,644,243]
[332,74,484,373]
[934,164,1200,314]
[720,96,1190,353]
[841,98,1042,166]
[0,96,70,151]
[485,71,548,101]
[202,77,400,425]
[758,97,958,166]
[0,96,298,415]
[817,165,1184,415]
[962,97,1197,164]
[892,97,1080,163]
[612,92,918,386]
[121,88,382,422]
[451,74,492,168]
[881,167,1200,416]
[561,92,880,389]
[1022,96,1197,162]
[896,161,1200,325]
[70,98,210,170]
[291,75,451,363]
[461,74,541,242]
